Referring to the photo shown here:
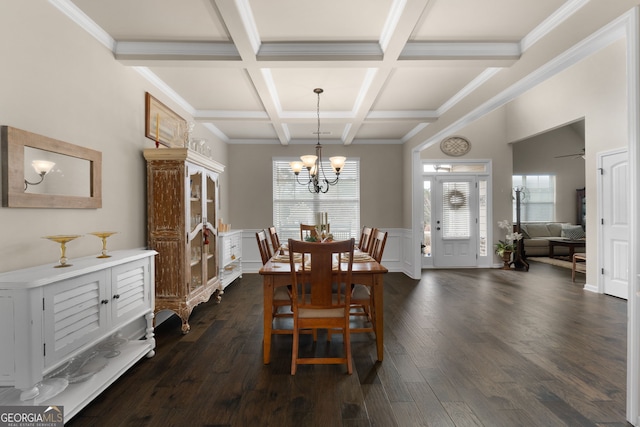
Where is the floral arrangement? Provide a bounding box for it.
[495,220,523,256]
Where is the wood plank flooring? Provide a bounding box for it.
[67,263,630,426]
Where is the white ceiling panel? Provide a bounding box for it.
[249,0,393,41]
[356,122,424,140]
[213,121,278,140]
[268,68,370,111]
[150,67,263,110]
[412,0,566,41]
[72,0,228,41]
[374,66,486,110]
[61,0,586,145]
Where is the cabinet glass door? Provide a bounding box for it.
[189,170,204,291]
[205,173,218,284]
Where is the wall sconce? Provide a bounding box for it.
[24,160,55,190]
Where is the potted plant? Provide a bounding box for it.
[495,220,523,268]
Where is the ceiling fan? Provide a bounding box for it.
[554,148,585,159]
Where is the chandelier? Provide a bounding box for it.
[289,88,346,194]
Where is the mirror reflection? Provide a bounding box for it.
[24,147,91,197]
[1,125,102,209]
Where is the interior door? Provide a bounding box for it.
[432,176,478,267]
[601,149,628,299]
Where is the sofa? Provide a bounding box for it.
[518,222,586,257]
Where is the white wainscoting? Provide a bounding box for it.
[241,228,411,275]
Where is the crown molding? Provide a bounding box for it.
[521,0,590,52]
[413,8,632,154]
[48,0,115,51]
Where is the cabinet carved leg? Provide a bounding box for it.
[179,307,194,334]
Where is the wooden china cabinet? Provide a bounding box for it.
[144,148,225,333]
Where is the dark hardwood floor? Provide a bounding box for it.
[67,262,629,427]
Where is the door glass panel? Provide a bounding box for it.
[423,180,432,257]
[442,181,470,239]
[478,180,488,256]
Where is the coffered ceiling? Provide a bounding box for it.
[57,0,583,145]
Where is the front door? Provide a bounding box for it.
[432,176,478,267]
[600,149,628,299]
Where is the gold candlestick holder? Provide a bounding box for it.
[43,235,82,268]
[89,232,117,258]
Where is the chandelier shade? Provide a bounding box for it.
[290,88,346,194]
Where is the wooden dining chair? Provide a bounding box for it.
[268,226,281,253]
[300,223,317,240]
[351,229,387,335]
[300,223,330,241]
[257,230,292,325]
[255,230,272,264]
[358,226,374,252]
[288,238,355,375]
[368,229,388,263]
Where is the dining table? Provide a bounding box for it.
[258,247,388,364]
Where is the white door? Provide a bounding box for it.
[432,176,478,267]
[600,149,628,299]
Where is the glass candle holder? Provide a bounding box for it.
[43,235,82,267]
[88,232,118,258]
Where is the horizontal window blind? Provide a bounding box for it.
[442,181,471,239]
[273,159,360,242]
[513,175,555,222]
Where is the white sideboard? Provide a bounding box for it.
[218,230,243,290]
[0,249,156,421]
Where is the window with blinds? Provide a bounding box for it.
[512,175,555,222]
[273,159,360,242]
[442,181,471,239]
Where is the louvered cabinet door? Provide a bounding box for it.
[43,271,109,368]
[110,258,152,327]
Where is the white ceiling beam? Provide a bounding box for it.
[114,41,240,61]
[342,0,433,144]
[400,42,521,60]
[257,42,383,61]
[213,0,292,145]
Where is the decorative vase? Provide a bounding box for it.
[501,251,513,269]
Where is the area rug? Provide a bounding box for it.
[528,256,574,270]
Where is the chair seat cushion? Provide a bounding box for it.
[352,284,371,300]
[299,307,345,318]
[274,286,291,301]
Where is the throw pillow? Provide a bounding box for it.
[561,224,585,240]
[526,223,551,237]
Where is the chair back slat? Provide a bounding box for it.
[268,226,281,252]
[369,230,388,262]
[358,226,374,252]
[256,230,272,265]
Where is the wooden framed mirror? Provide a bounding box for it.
[1,126,102,208]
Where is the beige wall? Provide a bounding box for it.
[507,38,627,283]
[0,1,227,272]
[228,143,403,231]
[420,107,514,250]
[403,2,639,231]
[512,125,586,223]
